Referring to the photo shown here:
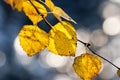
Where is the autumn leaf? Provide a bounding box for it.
[117,69,120,77]
[4,0,13,8]
[73,53,102,80]
[23,0,47,24]
[52,7,77,24]
[5,0,48,24]
[4,0,25,11]
[45,0,76,24]
[19,25,48,56]
[48,21,77,56]
[45,0,55,10]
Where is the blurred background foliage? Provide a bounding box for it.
[0,0,120,80]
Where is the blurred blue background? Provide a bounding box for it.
[1,0,120,80]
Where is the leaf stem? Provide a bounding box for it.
[29,0,42,16]
[77,39,120,70]
[37,0,51,11]
[43,17,53,27]
[29,0,52,28]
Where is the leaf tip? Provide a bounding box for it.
[117,69,120,77]
[69,18,77,24]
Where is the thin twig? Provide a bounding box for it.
[77,39,90,47]
[42,17,53,27]
[88,47,120,70]
[29,0,42,16]
[29,0,52,28]
[37,0,51,12]
[77,39,120,70]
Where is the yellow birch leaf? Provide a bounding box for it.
[117,69,120,77]
[45,0,76,24]
[14,0,25,11]
[73,53,102,80]
[4,0,26,11]
[19,25,48,56]
[48,21,77,56]
[4,0,13,8]
[45,0,55,10]
[23,0,47,24]
[52,7,77,24]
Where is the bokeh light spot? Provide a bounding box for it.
[46,52,68,68]
[90,29,108,47]
[14,36,34,66]
[99,1,120,19]
[0,51,6,68]
[103,16,120,36]
[99,63,116,79]
[53,74,72,80]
